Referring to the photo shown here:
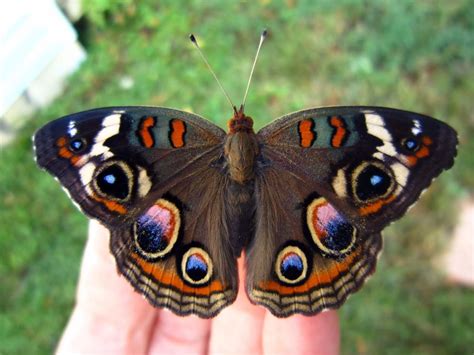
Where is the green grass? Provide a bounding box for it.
[1,1,473,353]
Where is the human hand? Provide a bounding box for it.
[57,220,340,354]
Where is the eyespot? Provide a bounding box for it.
[92,160,134,201]
[181,247,213,286]
[402,137,420,152]
[275,245,308,285]
[306,197,357,257]
[352,161,395,203]
[68,138,87,153]
[133,199,181,259]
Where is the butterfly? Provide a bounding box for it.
[33,103,457,317]
[33,33,458,318]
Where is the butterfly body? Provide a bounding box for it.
[33,105,457,318]
[224,108,259,185]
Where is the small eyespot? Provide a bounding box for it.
[181,247,213,285]
[402,137,420,152]
[275,245,308,285]
[69,138,87,153]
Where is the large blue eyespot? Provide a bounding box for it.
[355,164,392,201]
[135,215,167,253]
[94,161,133,201]
[324,218,355,252]
[306,197,358,257]
[133,199,181,259]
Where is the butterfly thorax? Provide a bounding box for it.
[224,108,259,184]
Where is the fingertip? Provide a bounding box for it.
[208,256,266,353]
[263,310,340,355]
[148,311,211,355]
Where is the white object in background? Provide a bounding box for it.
[0,0,86,117]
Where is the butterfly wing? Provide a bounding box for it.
[246,106,457,317]
[34,106,238,317]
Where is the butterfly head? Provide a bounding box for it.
[227,105,254,134]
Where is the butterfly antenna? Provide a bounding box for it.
[189,34,236,112]
[241,29,267,110]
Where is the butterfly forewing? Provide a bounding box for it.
[33,106,225,226]
[257,106,458,232]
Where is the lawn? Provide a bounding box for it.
[1,1,473,353]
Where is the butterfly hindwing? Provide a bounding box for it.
[110,167,240,318]
[246,165,382,317]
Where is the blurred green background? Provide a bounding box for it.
[1,0,473,353]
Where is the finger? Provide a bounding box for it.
[263,310,340,355]
[147,311,211,355]
[57,220,158,354]
[208,257,266,355]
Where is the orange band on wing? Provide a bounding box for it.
[170,119,186,148]
[329,116,348,148]
[130,253,226,294]
[298,119,316,148]
[259,248,360,294]
[138,116,156,148]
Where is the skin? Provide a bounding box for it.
[57,220,340,355]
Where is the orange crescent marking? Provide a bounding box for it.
[170,119,186,148]
[138,116,156,148]
[130,253,226,294]
[259,248,360,294]
[298,119,316,148]
[359,194,397,216]
[329,116,347,148]
[90,194,127,214]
